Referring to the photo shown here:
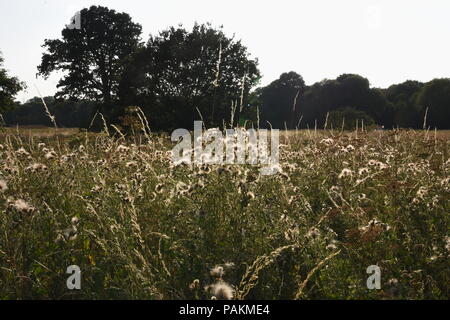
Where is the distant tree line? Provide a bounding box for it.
[3,97,97,128]
[1,5,450,130]
[257,72,450,130]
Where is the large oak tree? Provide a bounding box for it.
[37,6,142,105]
[0,52,25,113]
[120,23,260,130]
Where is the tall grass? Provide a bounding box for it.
[0,128,448,299]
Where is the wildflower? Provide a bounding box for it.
[320,138,334,146]
[3,166,18,175]
[0,180,8,192]
[210,266,224,279]
[116,145,130,153]
[338,168,353,179]
[16,147,30,156]
[189,279,200,290]
[223,262,235,268]
[205,282,234,300]
[71,216,80,225]
[91,185,103,193]
[288,195,295,205]
[246,191,255,200]
[155,183,164,193]
[25,163,48,173]
[279,171,290,181]
[375,161,388,170]
[8,198,35,213]
[368,160,387,170]
[176,182,189,196]
[368,159,377,166]
[358,193,367,201]
[199,164,211,174]
[330,185,341,193]
[359,219,390,233]
[285,225,300,241]
[126,161,138,168]
[306,228,320,239]
[384,278,400,297]
[346,144,355,152]
[387,278,398,285]
[326,243,338,250]
[44,150,57,160]
[133,172,143,181]
[62,225,78,241]
[358,167,369,175]
[416,186,428,199]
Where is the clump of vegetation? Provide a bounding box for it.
[0,127,448,299]
[328,107,375,130]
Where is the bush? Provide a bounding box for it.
[328,107,375,130]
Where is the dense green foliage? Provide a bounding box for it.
[328,107,375,130]
[119,23,260,130]
[0,53,24,114]
[4,97,97,128]
[257,72,450,130]
[7,74,450,131]
[37,6,142,104]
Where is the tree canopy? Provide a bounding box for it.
[254,74,450,130]
[416,79,450,129]
[258,71,305,129]
[37,6,142,104]
[119,23,260,130]
[385,80,423,128]
[0,53,25,114]
[299,74,389,129]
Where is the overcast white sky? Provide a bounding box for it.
[1,0,449,102]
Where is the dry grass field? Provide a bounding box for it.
[0,126,448,299]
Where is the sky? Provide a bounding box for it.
[0,0,449,102]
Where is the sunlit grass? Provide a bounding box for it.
[0,127,448,299]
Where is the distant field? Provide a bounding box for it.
[4,125,450,139]
[3,126,79,137]
[0,127,448,299]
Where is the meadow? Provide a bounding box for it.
[0,126,448,299]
